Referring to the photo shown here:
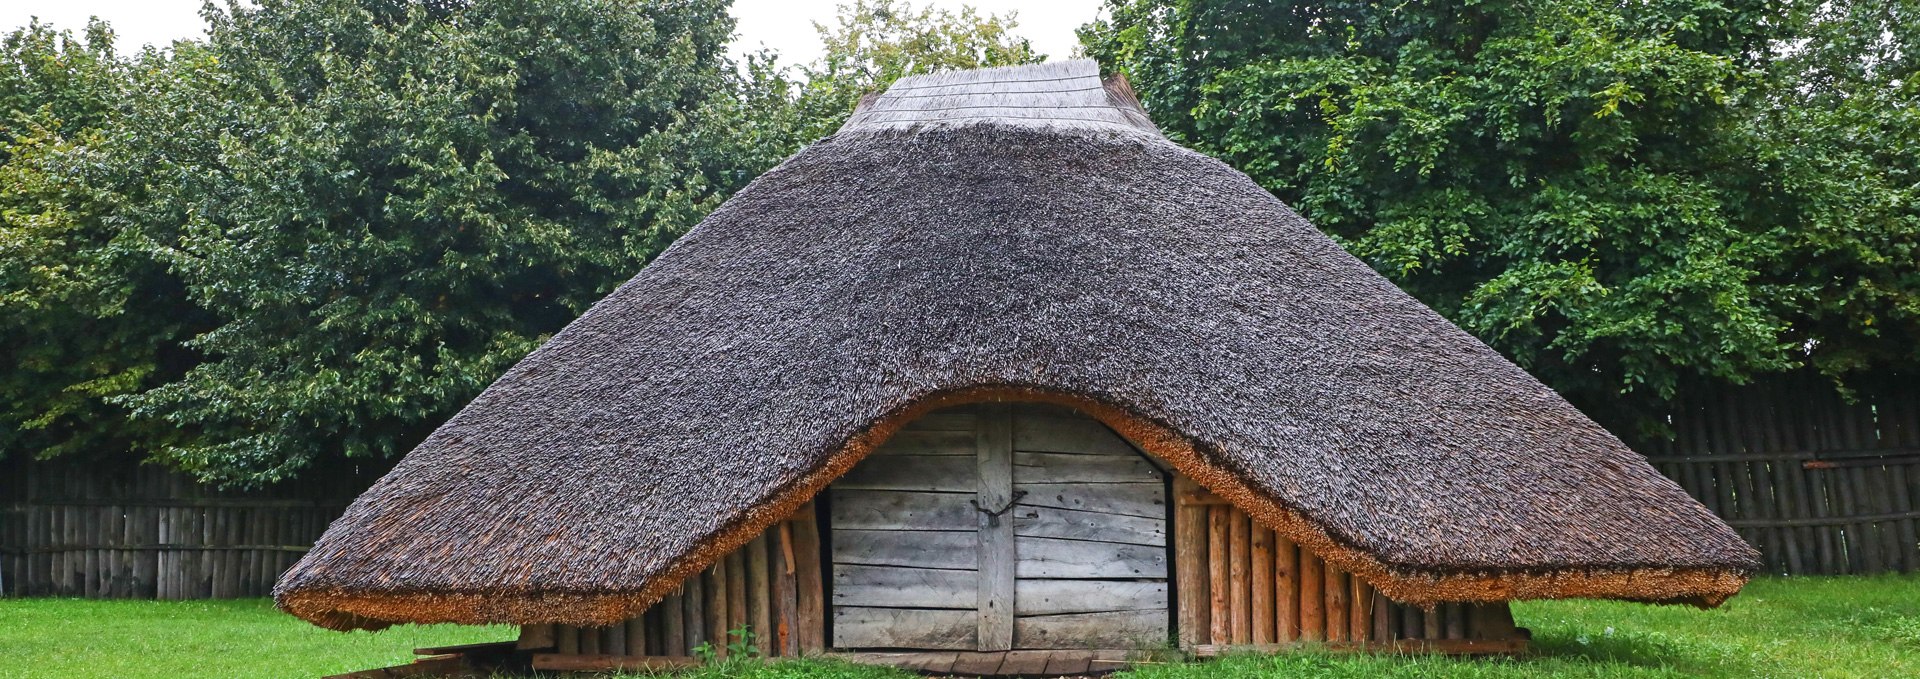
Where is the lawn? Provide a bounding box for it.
[1,575,1914,679]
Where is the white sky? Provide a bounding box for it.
[3,1,1105,65]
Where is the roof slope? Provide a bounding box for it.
[277,60,1756,630]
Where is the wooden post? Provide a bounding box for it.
[727,551,748,642]
[1174,476,1211,649]
[1275,536,1298,641]
[517,624,556,651]
[1251,526,1274,644]
[1370,591,1393,641]
[1298,551,1323,641]
[976,402,1016,651]
[747,534,773,656]
[662,591,687,656]
[580,625,601,656]
[775,523,798,657]
[1324,568,1348,643]
[1207,505,1231,644]
[1422,605,1442,640]
[1350,577,1371,642]
[706,563,728,657]
[791,501,825,653]
[684,574,707,652]
[557,625,580,655]
[1444,602,1467,640]
[1467,602,1519,640]
[626,616,647,658]
[1229,512,1251,645]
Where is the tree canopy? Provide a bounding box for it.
[1083,0,1918,423]
[0,0,1040,485]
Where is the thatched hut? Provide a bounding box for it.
[278,60,1756,676]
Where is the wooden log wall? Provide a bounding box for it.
[525,502,825,663]
[1633,373,1920,575]
[0,455,362,598]
[1173,477,1522,651]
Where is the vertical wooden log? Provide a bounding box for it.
[557,624,581,655]
[706,563,728,658]
[1324,567,1348,643]
[1350,578,1371,642]
[1229,512,1251,645]
[775,521,799,657]
[580,624,602,656]
[664,590,687,655]
[1251,526,1274,644]
[1467,602,1519,640]
[1207,505,1231,644]
[1274,536,1298,641]
[976,402,1016,651]
[727,551,748,645]
[517,624,556,651]
[1298,551,1324,641]
[604,620,627,657]
[627,615,647,657]
[1444,602,1467,639]
[790,501,825,653]
[1371,591,1393,641]
[684,573,707,652]
[747,534,773,656]
[1173,476,1211,649]
[1422,605,1442,640]
[1400,603,1422,640]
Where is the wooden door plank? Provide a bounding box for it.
[832,529,978,570]
[873,429,976,456]
[832,564,978,609]
[1014,580,1167,616]
[831,490,976,531]
[1014,452,1162,483]
[833,607,978,650]
[835,456,978,491]
[899,410,978,433]
[1014,610,1170,649]
[977,402,1017,652]
[1012,506,1166,545]
[1013,536,1167,579]
[1015,482,1165,518]
[1015,416,1135,455]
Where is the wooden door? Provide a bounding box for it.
[829,403,1169,651]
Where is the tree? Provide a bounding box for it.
[1082,0,1901,420]
[113,0,747,485]
[782,0,1044,144]
[0,21,210,462]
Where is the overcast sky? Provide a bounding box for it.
[3,1,1105,66]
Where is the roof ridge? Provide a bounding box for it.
[839,59,1161,136]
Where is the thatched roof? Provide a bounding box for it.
[277,60,1756,631]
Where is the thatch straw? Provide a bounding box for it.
[277,60,1756,631]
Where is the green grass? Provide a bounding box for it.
[0,598,512,679]
[3,575,1915,678]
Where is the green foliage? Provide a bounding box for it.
[1,1,1049,484]
[1083,0,1918,415]
[0,21,209,460]
[782,0,1044,143]
[105,0,746,485]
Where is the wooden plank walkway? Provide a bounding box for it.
[829,649,1135,675]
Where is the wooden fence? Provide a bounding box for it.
[1631,373,1920,575]
[0,455,369,598]
[3,371,1915,601]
